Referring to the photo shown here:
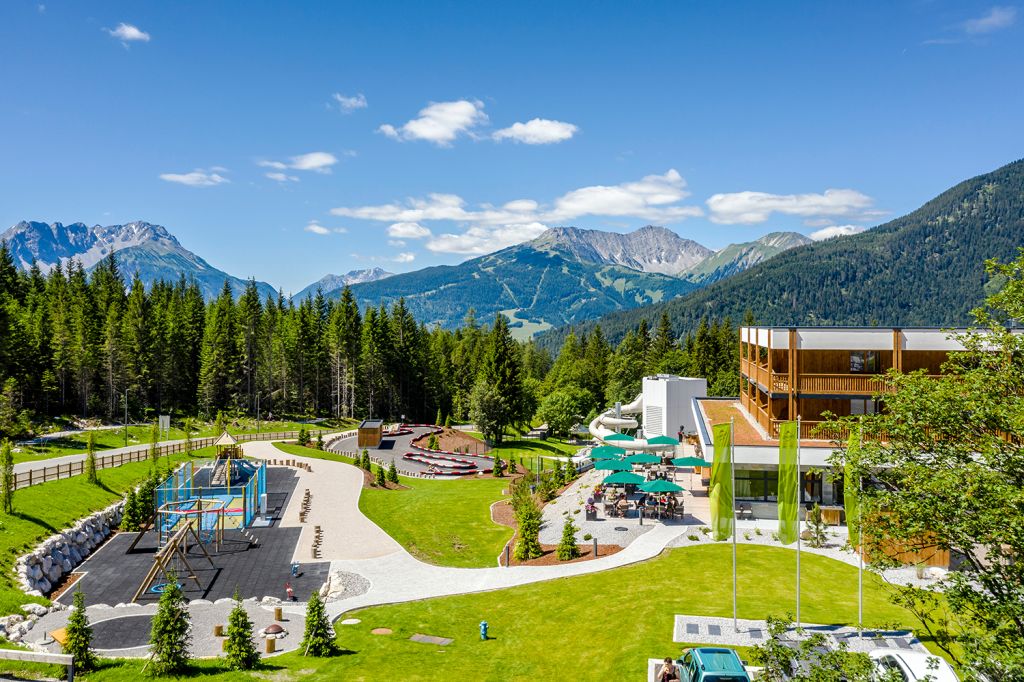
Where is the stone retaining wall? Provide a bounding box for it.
[14,501,123,597]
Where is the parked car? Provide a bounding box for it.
[677,647,752,682]
[869,649,958,682]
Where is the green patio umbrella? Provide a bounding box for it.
[604,433,635,442]
[603,471,645,485]
[671,456,712,468]
[594,459,632,472]
[647,435,680,446]
[639,479,684,493]
[591,445,627,459]
[624,453,662,465]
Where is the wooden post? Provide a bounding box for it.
[893,328,903,373]
[274,606,283,620]
[214,624,224,637]
[266,638,276,654]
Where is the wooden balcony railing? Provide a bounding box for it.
[797,374,891,395]
[771,373,790,392]
[770,419,851,441]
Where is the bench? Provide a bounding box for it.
[736,503,754,519]
[0,649,75,680]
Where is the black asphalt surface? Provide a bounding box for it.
[329,426,493,474]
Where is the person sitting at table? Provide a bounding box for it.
[615,496,629,517]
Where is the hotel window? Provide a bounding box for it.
[801,471,823,504]
[849,351,879,373]
[850,399,877,415]
[735,470,779,502]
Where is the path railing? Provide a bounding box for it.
[14,429,331,490]
[0,649,74,680]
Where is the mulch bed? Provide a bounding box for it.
[492,500,623,566]
[355,467,407,490]
[413,427,489,455]
[48,572,85,601]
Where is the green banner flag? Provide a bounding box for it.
[710,423,734,541]
[844,429,861,549]
[777,421,799,545]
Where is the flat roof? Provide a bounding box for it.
[693,398,837,449]
[359,419,384,429]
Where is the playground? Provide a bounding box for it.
[58,465,330,606]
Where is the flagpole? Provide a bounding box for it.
[796,417,801,629]
[858,425,863,639]
[731,416,737,632]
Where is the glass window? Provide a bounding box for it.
[735,470,778,502]
[801,471,823,504]
[850,351,879,373]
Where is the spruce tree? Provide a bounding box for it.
[224,593,259,670]
[552,459,563,486]
[386,461,399,484]
[361,449,372,471]
[1,439,14,514]
[149,576,191,675]
[122,487,140,531]
[315,431,324,450]
[183,417,193,456]
[301,591,337,657]
[85,430,98,484]
[557,516,581,561]
[375,463,386,487]
[214,410,226,437]
[62,589,96,671]
[444,413,452,428]
[435,408,442,426]
[149,420,159,468]
[493,452,504,477]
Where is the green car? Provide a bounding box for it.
[677,647,752,682]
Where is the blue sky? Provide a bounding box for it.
[1,1,1022,293]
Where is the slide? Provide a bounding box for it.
[587,394,673,453]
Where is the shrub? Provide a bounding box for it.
[62,589,96,671]
[755,527,763,536]
[552,459,564,486]
[121,488,140,532]
[493,452,504,478]
[315,431,324,451]
[1,439,15,514]
[508,456,517,474]
[687,534,700,541]
[427,433,439,450]
[224,593,259,670]
[557,516,581,561]
[386,461,399,484]
[582,532,593,541]
[361,449,372,471]
[435,408,443,426]
[297,427,310,447]
[700,526,711,535]
[85,431,98,485]
[149,575,191,674]
[805,503,828,548]
[444,414,452,428]
[375,464,387,487]
[301,591,338,657]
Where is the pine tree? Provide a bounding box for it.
[297,427,309,447]
[552,459,563,486]
[444,413,452,428]
[149,576,191,674]
[149,420,159,468]
[214,410,226,437]
[224,593,259,670]
[361,449,372,471]
[301,591,337,657]
[122,487,140,531]
[62,589,96,671]
[557,516,581,561]
[183,417,194,456]
[85,430,98,484]
[375,463,386,487]
[1,439,14,514]
[493,452,504,477]
[387,461,399,484]
[315,430,324,450]
[435,407,442,426]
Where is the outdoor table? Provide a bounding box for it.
[820,506,843,526]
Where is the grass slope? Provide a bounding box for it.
[273,443,511,567]
[54,544,935,681]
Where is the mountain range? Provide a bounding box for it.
[294,267,393,300]
[539,157,1024,349]
[0,220,277,300]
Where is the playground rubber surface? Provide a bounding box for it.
[90,614,153,649]
[59,467,330,606]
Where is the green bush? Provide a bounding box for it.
[297,427,310,447]
[224,593,259,670]
[149,575,191,675]
[557,516,581,561]
[301,591,338,657]
[361,449,372,471]
[62,590,96,671]
[386,461,399,484]
[375,464,387,487]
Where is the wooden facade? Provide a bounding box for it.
[739,327,954,440]
[357,419,384,448]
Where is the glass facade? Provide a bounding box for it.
[735,469,826,503]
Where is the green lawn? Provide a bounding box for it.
[273,443,512,567]
[12,419,358,464]
[0,447,216,616]
[46,543,939,681]
[468,432,583,471]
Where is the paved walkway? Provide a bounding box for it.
[243,441,403,562]
[13,437,193,474]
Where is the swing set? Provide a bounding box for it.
[131,523,216,602]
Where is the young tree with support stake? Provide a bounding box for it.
[1,439,14,514]
[225,592,259,670]
[62,589,96,672]
[557,516,581,561]
[85,430,98,484]
[301,591,337,657]
[148,575,191,675]
[829,252,1024,678]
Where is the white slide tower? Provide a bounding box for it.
[588,375,707,451]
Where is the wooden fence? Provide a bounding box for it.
[14,430,330,490]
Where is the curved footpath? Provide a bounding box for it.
[241,441,689,620]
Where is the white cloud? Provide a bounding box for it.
[377,99,487,146]
[258,151,338,174]
[388,239,407,247]
[266,172,299,182]
[106,22,150,43]
[331,169,700,228]
[493,118,578,144]
[426,223,549,255]
[387,222,431,239]
[809,225,867,241]
[304,220,347,235]
[965,6,1017,34]
[706,188,877,225]
[393,252,416,263]
[159,168,228,187]
[332,93,368,113]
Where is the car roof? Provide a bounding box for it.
[869,650,958,682]
[691,647,745,673]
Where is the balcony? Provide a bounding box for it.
[770,419,852,441]
[797,374,891,395]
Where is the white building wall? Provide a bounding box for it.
[642,375,707,437]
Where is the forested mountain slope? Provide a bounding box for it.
[539,158,1024,348]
